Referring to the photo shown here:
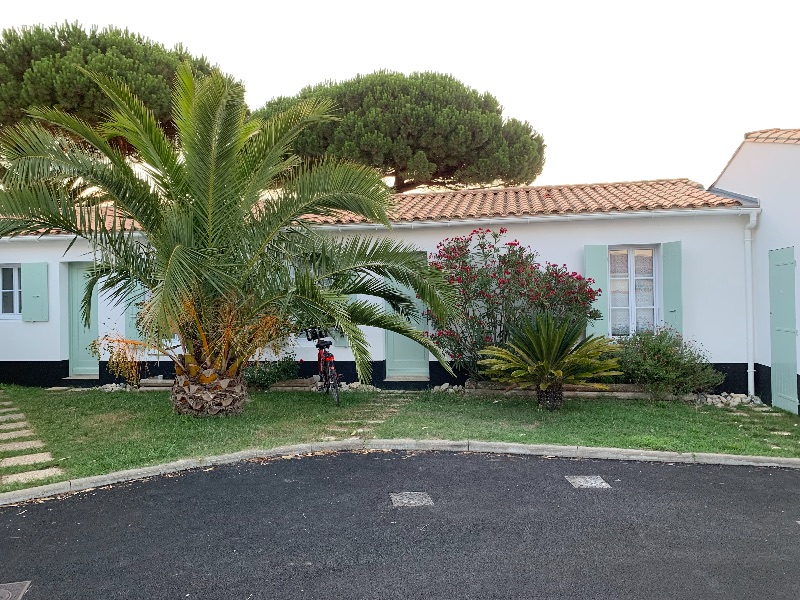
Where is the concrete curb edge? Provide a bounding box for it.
[3,440,800,506]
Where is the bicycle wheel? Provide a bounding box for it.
[328,363,341,407]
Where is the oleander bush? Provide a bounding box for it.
[427,228,602,379]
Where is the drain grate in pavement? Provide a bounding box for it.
[390,491,434,507]
[565,475,611,489]
[0,581,31,600]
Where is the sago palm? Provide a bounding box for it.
[0,65,456,415]
[479,313,621,410]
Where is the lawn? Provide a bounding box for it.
[2,384,799,494]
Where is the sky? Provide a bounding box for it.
[3,0,797,188]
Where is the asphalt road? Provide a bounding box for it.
[1,450,799,599]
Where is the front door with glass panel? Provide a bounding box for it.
[609,248,656,336]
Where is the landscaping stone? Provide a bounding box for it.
[0,429,34,441]
[0,467,63,485]
[98,383,131,392]
[0,413,24,422]
[45,387,72,391]
[0,439,45,453]
[0,452,52,468]
[0,421,29,431]
[0,400,13,406]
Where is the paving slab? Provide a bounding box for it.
[0,413,25,423]
[0,581,31,600]
[0,429,34,441]
[0,452,53,468]
[0,439,45,453]
[0,407,18,414]
[0,421,29,431]
[0,400,13,406]
[0,466,63,485]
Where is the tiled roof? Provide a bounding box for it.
[305,179,740,225]
[744,129,800,144]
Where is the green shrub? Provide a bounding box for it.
[479,314,621,410]
[243,354,300,389]
[618,328,724,400]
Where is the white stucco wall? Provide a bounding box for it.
[713,142,800,372]
[294,211,752,366]
[0,236,126,362]
[1,210,753,369]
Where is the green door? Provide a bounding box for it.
[769,247,798,414]
[69,263,99,377]
[385,285,429,380]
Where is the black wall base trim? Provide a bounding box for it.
[711,363,748,395]
[5,359,795,405]
[0,361,70,387]
[755,363,772,405]
[99,361,176,386]
[298,360,466,390]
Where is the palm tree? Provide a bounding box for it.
[0,65,456,415]
[478,314,621,410]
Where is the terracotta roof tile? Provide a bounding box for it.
[305,179,740,226]
[745,129,800,144]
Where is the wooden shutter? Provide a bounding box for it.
[21,262,48,322]
[662,241,682,333]
[584,245,609,337]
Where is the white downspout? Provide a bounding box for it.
[744,211,760,397]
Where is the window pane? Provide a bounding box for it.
[636,308,655,332]
[609,250,628,276]
[635,279,654,306]
[634,249,653,276]
[611,308,630,335]
[610,279,629,307]
[2,291,13,314]
[1,268,12,291]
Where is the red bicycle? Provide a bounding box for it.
[305,328,341,407]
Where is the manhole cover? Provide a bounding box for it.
[0,581,31,600]
[565,475,611,489]
[390,491,434,507]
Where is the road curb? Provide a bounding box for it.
[3,440,800,506]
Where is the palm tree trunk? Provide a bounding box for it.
[537,383,564,411]
[171,367,248,416]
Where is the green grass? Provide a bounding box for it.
[373,393,800,457]
[1,385,800,494]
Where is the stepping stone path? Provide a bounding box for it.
[322,393,414,440]
[0,391,63,487]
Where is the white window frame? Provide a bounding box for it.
[0,264,22,319]
[607,246,659,336]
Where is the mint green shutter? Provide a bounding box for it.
[21,262,48,322]
[584,245,609,337]
[768,247,798,413]
[125,284,145,341]
[662,241,682,333]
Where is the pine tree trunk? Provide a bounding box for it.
[170,367,248,416]
[537,383,564,411]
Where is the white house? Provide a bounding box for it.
[1,130,797,413]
